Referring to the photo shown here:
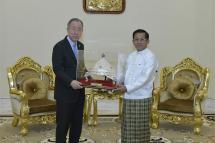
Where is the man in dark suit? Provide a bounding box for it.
[52,18,86,143]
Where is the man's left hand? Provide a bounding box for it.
[116,84,127,93]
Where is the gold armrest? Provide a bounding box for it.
[10,88,26,99]
[47,90,55,101]
[10,88,29,117]
[195,87,207,101]
[194,88,207,116]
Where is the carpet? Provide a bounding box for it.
[0,116,215,143]
[117,136,172,143]
[41,136,171,143]
[41,137,95,143]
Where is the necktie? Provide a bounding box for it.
[73,43,78,59]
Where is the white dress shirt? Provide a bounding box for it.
[67,36,78,59]
[123,48,158,99]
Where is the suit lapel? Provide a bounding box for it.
[64,37,77,62]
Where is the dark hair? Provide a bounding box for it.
[67,18,83,29]
[133,29,149,40]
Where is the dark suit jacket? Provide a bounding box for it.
[52,36,85,102]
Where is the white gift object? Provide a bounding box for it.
[85,54,116,80]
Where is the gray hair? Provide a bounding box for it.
[67,18,83,29]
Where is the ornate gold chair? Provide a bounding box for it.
[7,57,56,136]
[151,58,210,134]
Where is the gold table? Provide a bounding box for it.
[85,88,123,125]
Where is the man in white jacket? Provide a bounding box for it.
[117,29,158,143]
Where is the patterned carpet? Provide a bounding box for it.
[41,137,95,143]
[41,136,172,143]
[0,116,215,143]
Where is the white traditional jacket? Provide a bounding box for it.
[123,48,158,99]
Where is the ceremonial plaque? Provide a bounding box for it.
[83,0,125,14]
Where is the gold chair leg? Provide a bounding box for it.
[194,126,201,135]
[12,116,19,127]
[20,118,29,136]
[151,111,159,129]
[194,116,202,135]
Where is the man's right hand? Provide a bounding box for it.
[70,80,83,89]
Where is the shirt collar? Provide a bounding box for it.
[67,36,77,47]
[136,48,148,54]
